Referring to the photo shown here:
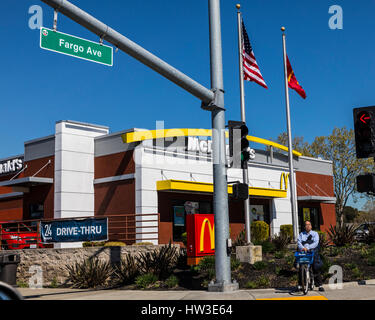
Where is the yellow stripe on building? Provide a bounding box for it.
[156,180,287,198]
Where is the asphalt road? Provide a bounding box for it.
[17,280,375,300]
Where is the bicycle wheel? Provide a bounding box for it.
[300,264,309,295]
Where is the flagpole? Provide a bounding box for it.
[281,27,299,242]
[236,4,251,244]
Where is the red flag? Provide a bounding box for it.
[287,56,306,99]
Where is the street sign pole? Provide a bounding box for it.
[40,0,237,291]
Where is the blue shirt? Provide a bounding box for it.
[297,230,319,251]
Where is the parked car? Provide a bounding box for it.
[354,222,375,242]
[0,222,43,250]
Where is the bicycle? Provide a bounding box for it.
[294,250,315,295]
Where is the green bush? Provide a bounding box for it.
[165,275,179,288]
[327,224,356,247]
[82,241,106,247]
[66,258,114,289]
[251,221,269,242]
[137,242,180,280]
[198,256,216,280]
[256,275,270,288]
[280,225,293,240]
[231,256,241,271]
[252,261,268,270]
[133,242,154,246]
[135,273,158,289]
[366,256,375,266]
[274,251,285,259]
[317,231,330,249]
[365,224,375,244]
[244,281,257,289]
[104,241,126,247]
[114,254,140,285]
[181,232,187,246]
[254,240,275,254]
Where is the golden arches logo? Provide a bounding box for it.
[199,218,215,252]
[280,172,289,191]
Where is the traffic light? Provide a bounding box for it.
[232,183,249,200]
[353,107,375,159]
[356,174,375,193]
[228,121,250,169]
[240,124,250,169]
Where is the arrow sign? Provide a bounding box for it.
[360,113,371,124]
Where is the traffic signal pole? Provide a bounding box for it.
[41,0,236,291]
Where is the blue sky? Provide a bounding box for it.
[1,0,374,208]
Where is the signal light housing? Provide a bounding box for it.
[353,107,375,159]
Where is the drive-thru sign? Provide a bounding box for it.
[40,27,113,66]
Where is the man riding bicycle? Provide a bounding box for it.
[297,220,324,292]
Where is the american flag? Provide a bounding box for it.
[242,22,268,89]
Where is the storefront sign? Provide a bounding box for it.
[40,27,113,66]
[187,136,256,160]
[40,218,108,243]
[186,214,215,258]
[0,158,23,176]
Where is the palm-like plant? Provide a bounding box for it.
[327,224,356,247]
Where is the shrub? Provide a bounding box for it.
[104,242,126,247]
[280,225,293,240]
[114,254,140,285]
[365,224,375,244]
[181,232,187,246]
[367,256,375,266]
[165,275,179,288]
[274,251,285,259]
[135,273,158,289]
[198,255,216,279]
[272,233,290,251]
[231,256,241,271]
[252,261,268,270]
[66,258,114,289]
[256,275,270,288]
[317,231,330,249]
[133,242,154,246]
[251,221,269,242]
[327,224,356,247]
[254,240,275,254]
[82,241,106,247]
[137,242,180,279]
[244,281,257,289]
[233,229,247,247]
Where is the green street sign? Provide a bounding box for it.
[40,27,113,66]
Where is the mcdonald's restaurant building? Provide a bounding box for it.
[0,120,336,247]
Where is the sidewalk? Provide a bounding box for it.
[17,280,375,300]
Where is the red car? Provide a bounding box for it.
[0,222,43,250]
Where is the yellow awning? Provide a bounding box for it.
[157,179,287,198]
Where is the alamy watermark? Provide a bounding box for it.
[28,5,43,30]
[329,5,343,30]
[28,265,43,289]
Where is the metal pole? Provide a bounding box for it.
[41,0,214,104]
[281,27,299,242]
[208,0,237,292]
[236,4,251,244]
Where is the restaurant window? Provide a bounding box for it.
[298,206,320,232]
[172,200,212,241]
[30,204,44,220]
